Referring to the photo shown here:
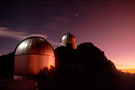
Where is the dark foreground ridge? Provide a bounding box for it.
[0,42,135,90]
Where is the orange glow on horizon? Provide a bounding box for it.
[116,65,135,74]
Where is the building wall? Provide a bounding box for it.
[14,55,55,75]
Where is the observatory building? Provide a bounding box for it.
[60,33,77,49]
[14,36,55,78]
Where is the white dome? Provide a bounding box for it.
[14,36,55,76]
[15,36,54,56]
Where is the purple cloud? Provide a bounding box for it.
[0,27,59,47]
[0,27,47,40]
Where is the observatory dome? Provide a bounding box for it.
[14,36,55,76]
[60,33,77,49]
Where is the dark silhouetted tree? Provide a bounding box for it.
[76,42,117,78]
[54,42,118,90]
[0,52,14,78]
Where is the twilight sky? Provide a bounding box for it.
[0,0,135,66]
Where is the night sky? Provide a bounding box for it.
[0,0,135,67]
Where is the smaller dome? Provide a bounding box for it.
[60,33,77,49]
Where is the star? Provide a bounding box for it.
[75,13,78,16]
